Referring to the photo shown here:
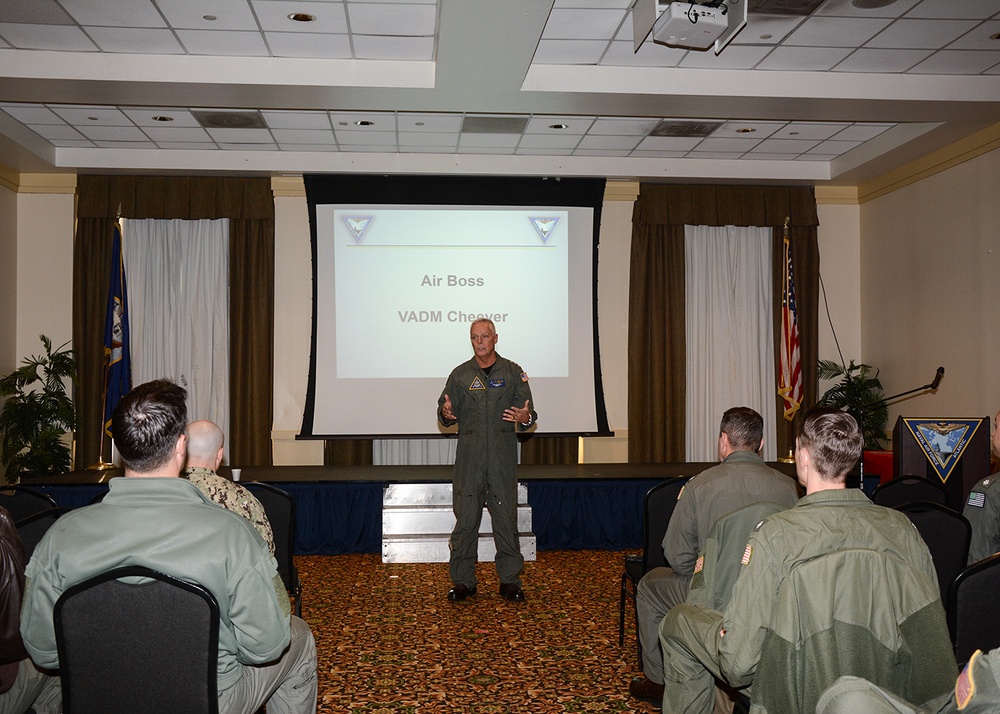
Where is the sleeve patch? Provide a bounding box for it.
[968,492,986,509]
[677,485,685,501]
[694,555,704,574]
[520,371,529,382]
[956,649,981,709]
[741,544,753,566]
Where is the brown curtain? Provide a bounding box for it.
[324,440,373,467]
[521,435,577,465]
[628,184,820,463]
[73,176,275,467]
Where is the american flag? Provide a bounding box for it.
[778,231,802,421]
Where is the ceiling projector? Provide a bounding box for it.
[652,2,729,50]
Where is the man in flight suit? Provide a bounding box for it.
[438,318,536,603]
[963,409,1000,564]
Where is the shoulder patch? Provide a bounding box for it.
[956,649,981,709]
[520,371,529,382]
[469,376,486,391]
[694,554,704,574]
[677,485,685,501]
[968,491,987,509]
[741,543,753,566]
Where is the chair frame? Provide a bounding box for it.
[871,475,948,509]
[54,565,220,714]
[947,551,1000,665]
[14,506,70,560]
[618,476,690,666]
[0,485,58,522]
[244,481,303,617]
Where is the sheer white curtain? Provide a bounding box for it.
[121,218,231,459]
[373,438,458,465]
[685,225,776,461]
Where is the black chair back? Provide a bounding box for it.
[948,553,1000,665]
[54,565,219,714]
[15,506,69,560]
[895,501,970,606]
[872,476,948,509]
[641,476,692,572]
[244,482,302,616]
[0,486,58,523]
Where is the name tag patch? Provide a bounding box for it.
[489,379,505,388]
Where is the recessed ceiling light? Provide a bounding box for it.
[355,120,374,127]
[789,131,799,135]
[991,33,1000,41]
[152,115,175,122]
[549,123,569,130]
[851,0,897,8]
[759,34,773,40]
[736,127,756,133]
[203,15,217,21]
[414,121,425,126]
[88,116,98,121]
[288,13,316,23]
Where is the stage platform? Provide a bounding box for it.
[25,462,798,556]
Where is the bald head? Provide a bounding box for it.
[185,420,224,470]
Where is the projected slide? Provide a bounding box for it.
[329,207,568,379]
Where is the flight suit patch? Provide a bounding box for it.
[488,379,505,388]
[520,372,529,382]
[469,377,486,391]
[677,486,685,501]
[968,492,986,509]
[694,555,704,574]
[956,649,980,709]
[741,544,753,566]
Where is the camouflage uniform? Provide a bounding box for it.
[183,467,275,556]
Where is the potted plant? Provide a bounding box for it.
[0,335,76,483]
[816,359,887,450]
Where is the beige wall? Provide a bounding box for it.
[0,186,16,377]
[816,202,862,398]
[861,146,1000,430]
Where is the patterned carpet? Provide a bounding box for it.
[295,550,656,713]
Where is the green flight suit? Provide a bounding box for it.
[963,475,1000,564]
[660,489,956,714]
[438,354,536,588]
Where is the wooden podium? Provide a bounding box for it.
[892,416,991,508]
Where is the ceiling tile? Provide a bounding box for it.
[78,126,150,141]
[261,111,332,130]
[693,137,762,152]
[396,114,463,132]
[456,146,513,154]
[399,145,455,154]
[218,142,278,150]
[458,133,520,148]
[573,148,631,157]
[629,150,689,158]
[907,50,1000,74]
[60,0,165,27]
[271,129,337,144]
[524,116,593,134]
[0,23,96,50]
[683,151,746,159]
[156,142,221,150]
[265,32,352,58]
[516,147,575,155]
[87,27,185,53]
[205,127,274,142]
[832,124,893,141]
[806,139,863,154]
[865,19,979,49]
[814,0,920,18]
[51,106,133,125]
[554,0,633,11]
[277,143,340,152]
[0,0,73,24]
[330,112,396,130]
[340,144,395,152]
[93,141,158,148]
[533,39,608,64]
[755,46,852,70]
[347,2,436,35]
[732,14,807,45]
[590,118,660,135]
[123,108,202,127]
[831,48,931,72]
[0,105,65,124]
[154,0,260,31]
[783,17,892,47]
[517,134,581,149]
[795,154,836,161]
[678,45,773,69]
[711,121,784,139]
[253,1,349,33]
[946,21,1000,50]
[335,130,397,145]
[600,40,685,66]
[141,126,213,142]
[353,35,433,60]
[577,134,641,150]
[751,138,821,153]
[542,8,628,40]
[635,136,702,151]
[30,125,87,141]
[771,122,846,140]
[743,152,803,160]
[175,29,269,56]
[397,132,458,147]
[905,0,999,19]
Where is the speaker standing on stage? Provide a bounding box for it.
[438,318,536,604]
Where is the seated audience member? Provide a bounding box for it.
[629,407,799,704]
[0,507,60,714]
[184,419,275,555]
[817,647,1000,714]
[963,409,1000,564]
[659,408,955,714]
[20,379,318,714]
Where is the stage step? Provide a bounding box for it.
[381,482,537,564]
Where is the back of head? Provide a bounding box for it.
[112,380,188,474]
[185,420,224,468]
[720,407,764,452]
[797,407,863,482]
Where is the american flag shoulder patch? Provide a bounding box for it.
[520,371,529,382]
[694,555,704,574]
[677,486,685,501]
[968,491,986,509]
[741,544,753,566]
[956,649,981,709]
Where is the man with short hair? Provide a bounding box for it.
[438,318,536,604]
[21,379,318,713]
[184,419,275,555]
[659,408,955,714]
[963,409,1000,563]
[629,407,799,704]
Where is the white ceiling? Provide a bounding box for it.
[0,0,998,184]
